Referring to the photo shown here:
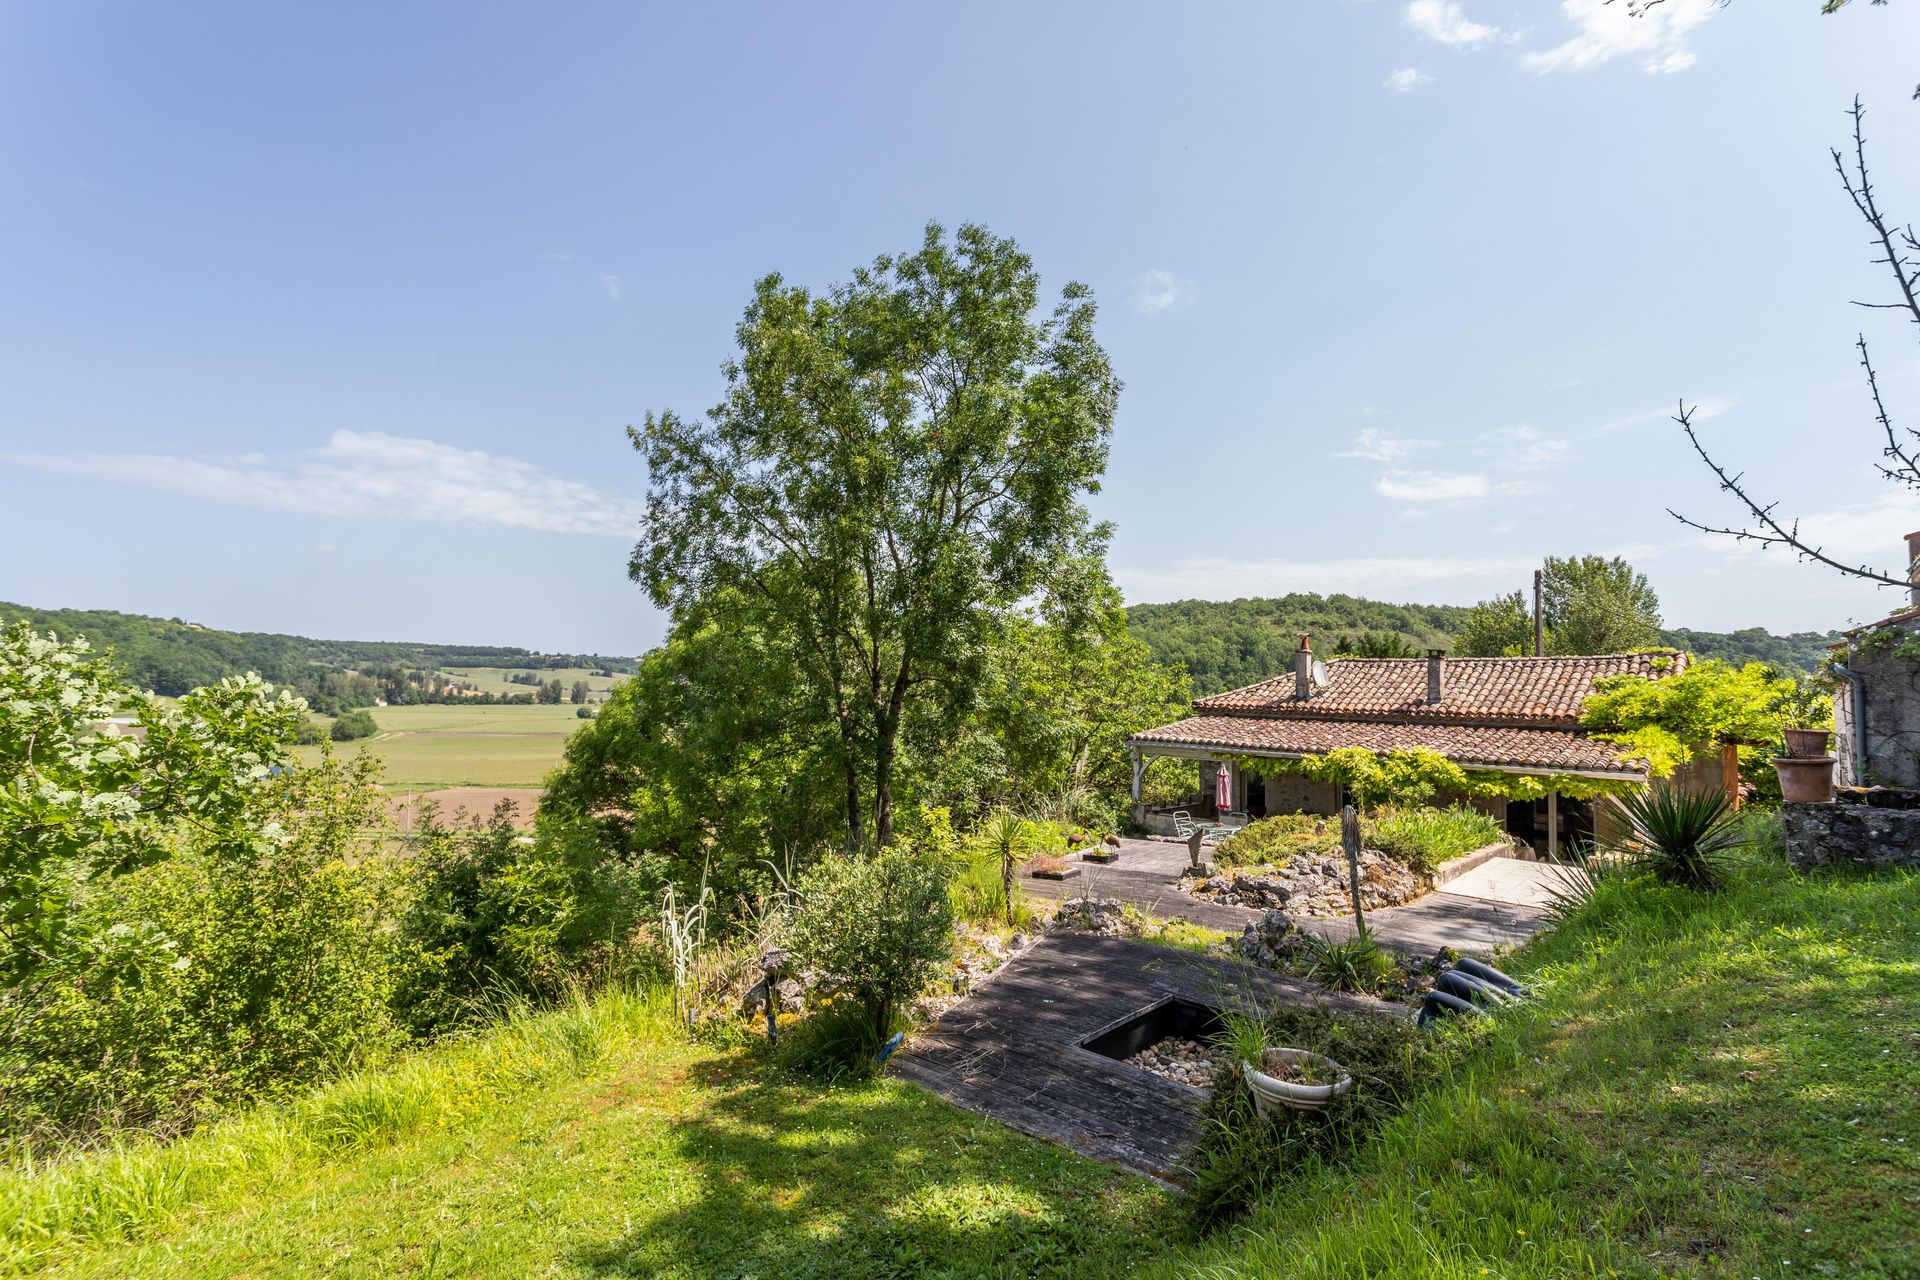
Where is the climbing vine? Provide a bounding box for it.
[1216,747,1641,810]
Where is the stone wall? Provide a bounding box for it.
[1835,621,1920,789]
[1261,773,1340,816]
[1782,800,1920,870]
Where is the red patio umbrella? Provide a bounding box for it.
[1215,762,1231,812]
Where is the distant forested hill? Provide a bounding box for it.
[1125,595,1841,695]
[0,600,635,708]
[1125,595,1472,695]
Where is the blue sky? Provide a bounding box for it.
[3,1,1919,654]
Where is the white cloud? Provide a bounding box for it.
[1520,0,1719,76]
[1592,396,1731,435]
[4,432,645,537]
[1128,269,1189,314]
[1117,551,1540,604]
[1335,428,1434,463]
[1383,67,1435,93]
[1403,1,1505,47]
[599,274,622,302]
[1476,424,1570,469]
[1375,470,1492,503]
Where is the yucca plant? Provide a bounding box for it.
[973,810,1031,928]
[1604,782,1743,891]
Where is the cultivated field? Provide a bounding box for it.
[297,703,587,788]
[438,666,624,696]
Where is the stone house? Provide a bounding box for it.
[1128,638,1681,854]
[1829,534,1920,788]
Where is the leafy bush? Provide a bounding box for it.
[2,753,401,1144]
[779,849,953,1075]
[393,807,650,1036]
[1186,1002,1462,1228]
[329,708,379,741]
[1367,805,1506,874]
[1603,781,1744,891]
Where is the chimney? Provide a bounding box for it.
[1907,531,1920,608]
[1295,634,1313,699]
[1426,648,1447,704]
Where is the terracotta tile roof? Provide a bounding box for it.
[1193,651,1685,727]
[1130,715,1642,777]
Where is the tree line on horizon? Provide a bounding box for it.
[0,600,635,713]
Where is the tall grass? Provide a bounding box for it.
[948,852,1034,929]
[1366,806,1506,874]
[0,983,680,1275]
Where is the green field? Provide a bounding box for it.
[297,703,586,787]
[438,666,624,696]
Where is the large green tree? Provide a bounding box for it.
[632,223,1120,848]
[1455,557,1663,657]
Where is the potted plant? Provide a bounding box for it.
[1773,740,1836,805]
[1241,1047,1354,1117]
[1779,684,1833,759]
[1082,834,1121,864]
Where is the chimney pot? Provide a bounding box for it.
[1295,634,1313,699]
[1426,648,1447,704]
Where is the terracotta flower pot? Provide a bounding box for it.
[1774,756,1835,805]
[1783,728,1833,758]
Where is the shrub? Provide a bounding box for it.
[1603,782,1744,891]
[780,849,953,1075]
[392,807,650,1036]
[1213,815,1334,869]
[329,708,379,741]
[1,753,401,1145]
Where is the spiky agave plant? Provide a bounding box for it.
[1605,782,1744,891]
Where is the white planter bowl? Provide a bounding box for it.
[1242,1048,1353,1116]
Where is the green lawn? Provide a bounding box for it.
[8,992,1171,1279]
[296,703,586,787]
[10,853,1916,1279]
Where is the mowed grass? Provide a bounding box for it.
[1155,855,1920,1279]
[8,991,1174,1280]
[8,846,1914,1279]
[296,704,587,787]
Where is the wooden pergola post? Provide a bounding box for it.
[1547,790,1559,861]
[1722,742,1742,810]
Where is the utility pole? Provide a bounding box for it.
[1532,568,1545,657]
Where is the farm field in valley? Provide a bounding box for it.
[296,703,586,789]
[438,665,624,696]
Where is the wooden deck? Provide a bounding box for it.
[889,931,1380,1181]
